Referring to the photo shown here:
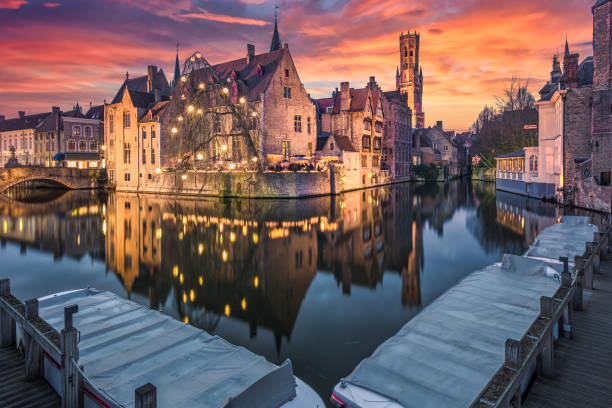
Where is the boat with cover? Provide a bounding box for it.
[34,288,324,408]
[330,255,563,408]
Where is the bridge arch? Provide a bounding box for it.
[0,167,101,194]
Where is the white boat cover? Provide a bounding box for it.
[341,255,561,408]
[37,290,296,408]
[525,216,598,262]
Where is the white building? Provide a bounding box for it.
[0,111,48,167]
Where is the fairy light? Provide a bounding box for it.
[155,167,162,174]
[171,127,178,134]
[229,163,235,170]
[239,97,246,104]
[221,144,227,152]
[187,105,194,113]
[222,250,228,262]
[197,108,203,115]
[251,157,258,162]
[181,174,187,180]
[222,87,229,94]
[178,115,183,122]
[197,153,203,160]
[181,75,187,83]
[189,289,196,302]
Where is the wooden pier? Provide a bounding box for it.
[524,259,612,408]
[0,346,60,408]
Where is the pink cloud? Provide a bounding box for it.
[181,7,269,26]
[0,0,27,9]
[43,2,61,7]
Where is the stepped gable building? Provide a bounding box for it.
[396,31,424,128]
[105,65,172,188]
[0,111,49,167]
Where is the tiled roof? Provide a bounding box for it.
[0,112,51,132]
[128,90,155,109]
[190,48,285,102]
[315,98,333,113]
[140,101,170,123]
[111,70,170,105]
[329,88,370,114]
[35,112,60,132]
[85,105,104,120]
[594,0,611,9]
[578,57,594,86]
[333,134,357,152]
[495,149,526,159]
[63,109,85,118]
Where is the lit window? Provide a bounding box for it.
[123,111,131,128]
[73,125,81,136]
[79,140,87,151]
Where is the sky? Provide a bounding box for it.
[0,0,597,131]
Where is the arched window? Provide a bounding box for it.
[73,125,81,136]
[123,111,131,128]
[404,48,407,57]
[109,114,114,134]
[84,126,92,137]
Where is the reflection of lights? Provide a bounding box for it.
[179,232,184,240]
[77,234,80,246]
[224,304,231,317]
[179,273,184,284]
[222,250,228,262]
[189,289,195,302]
[182,216,187,224]
[219,224,224,232]
[173,265,179,277]
[252,233,259,244]
[183,316,189,324]
[2,220,6,234]
[241,298,247,310]
[230,232,236,242]
[221,144,227,152]
[182,292,187,303]
[155,228,162,239]
[18,218,23,232]
[197,153,203,160]
[199,276,203,286]
[254,276,259,288]
[171,127,178,134]
[198,243,204,255]
[242,225,247,236]
[102,220,107,235]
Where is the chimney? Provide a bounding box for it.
[0,115,4,122]
[436,120,443,129]
[18,111,25,119]
[147,65,158,93]
[246,44,255,63]
[52,106,60,114]
[369,76,376,85]
[563,54,579,89]
[340,82,350,111]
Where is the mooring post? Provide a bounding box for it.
[573,255,584,311]
[61,304,82,408]
[135,383,157,408]
[583,252,594,290]
[0,278,15,347]
[24,298,43,380]
[539,296,555,379]
[504,338,522,370]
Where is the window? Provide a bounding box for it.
[308,142,312,156]
[84,126,92,137]
[90,140,98,151]
[283,87,291,99]
[142,149,146,164]
[67,139,76,151]
[404,48,407,57]
[142,128,147,139]
[282,141,290,160]
[373,155,379,167]
[364,120,371,130]
[601,171,611,186]
[444,145,448,151]
[307,117,311,134]
[124,173,131,181]
[79,140,87,151]
[373,137,381,151]
[151,127,156,138]
[362,136,371,152]
[375,121,382,133]
[330,142,334,151]
[109,169,114,181]
[73,125,81,136]
[362,154,368,168]
[294,115,302,133]
[403,63,408,70]
[109,114,114,134]
[232,139,241,161]
[123,111,131,128]
[529,155,538,171]
[124,143,131,164]
[284,69,289,78]
[151,148,155,164]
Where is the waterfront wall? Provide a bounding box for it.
[496,178,556,200]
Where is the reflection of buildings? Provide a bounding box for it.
[0,192,105,260]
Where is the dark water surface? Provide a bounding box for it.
[0,180,567,401]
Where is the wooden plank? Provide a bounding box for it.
[24,299,42,380]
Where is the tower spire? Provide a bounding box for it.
[270,4,282,52]
[173,42,181,87]
[564,36,570,56]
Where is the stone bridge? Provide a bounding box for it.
[0,167,104,193]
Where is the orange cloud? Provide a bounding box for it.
[181,8,269,26]
[0,0,27,9]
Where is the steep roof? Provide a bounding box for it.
[332,134,357,152]
[495,149,525,159]
[578,57,594,86]
[140,100,170,123]
[270,12,282,52]
[190,48,286,102]
[128,90,155,109]
[111,70,170,105]
[0,112,51,132]
[85,105,104,120]
[315,98,334,113]
[328,88,371,114]
[35,112,60,132]
[593,0,612,9]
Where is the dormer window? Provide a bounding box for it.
[284,69,289,78]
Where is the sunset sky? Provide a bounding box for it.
[0,0,597,131]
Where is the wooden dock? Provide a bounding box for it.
[0,346,60,408]
[524,259,612,408]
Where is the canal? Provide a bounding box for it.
[0,180,571,402]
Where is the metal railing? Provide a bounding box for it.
[470,223,610,408]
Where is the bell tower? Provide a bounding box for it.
[398,31,424,128]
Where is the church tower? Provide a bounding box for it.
[592,0,612,185]
[398,31,424,128]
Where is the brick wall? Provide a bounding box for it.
[564,86,593,187]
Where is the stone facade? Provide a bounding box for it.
[381,89,412,181]
[0,111,43,167]
[564,87,593,186]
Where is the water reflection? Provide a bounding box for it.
[0,180,568,400]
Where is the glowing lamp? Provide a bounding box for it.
[198,243,204,255]
[197,108,203,115]
[171,127,178,134]
[229,163,235,170]
[190,56,195,62]
[155,167,162,174]
[239,97,246,104]
[178,115,183,122]
[251,111,257,117]
[251,157,258,162]
[187,105,194,113]
[199,83,205,89]
[181,174,187,180]
[181,76,187,83]
[197,153,203,160]
[221,144,227,152]
[222,87,229,94]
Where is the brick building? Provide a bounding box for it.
[396,32,424,128]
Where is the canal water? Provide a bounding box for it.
[0,180,569,402]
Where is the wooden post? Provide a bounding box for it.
[589,240,601,274]
[0,279,15,347]
[573,256,584,311]
[61,305,82,408]
[538,296,555,378]
[584,253,594,290]
[540,296,553,319]
[24,299,43,380]
[135,383,157,408]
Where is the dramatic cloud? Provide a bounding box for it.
[0,0,597,130]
